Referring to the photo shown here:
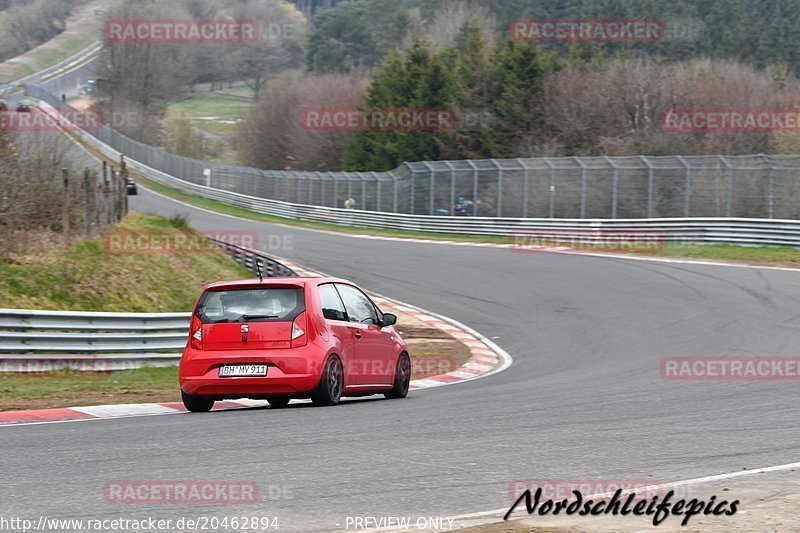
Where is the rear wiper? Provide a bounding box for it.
[241,314,279,321]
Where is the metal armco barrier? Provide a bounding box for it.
[0,240,299,371]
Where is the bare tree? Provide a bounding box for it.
[237,71,370,171]
[420,2,496,50]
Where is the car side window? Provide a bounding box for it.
[318,284,348,321]
[335,284,379,325]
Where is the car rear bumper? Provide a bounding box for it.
[179,348,325,397]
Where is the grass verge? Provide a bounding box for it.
[0,367,179,411]
[0,211,251,312]
[136,177,800,268]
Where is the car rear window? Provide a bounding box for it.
[195,287,305,324]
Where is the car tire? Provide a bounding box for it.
[311,355,344,406]
[385,353,411,399]
[266,396,291,408]
[181,390,214,412]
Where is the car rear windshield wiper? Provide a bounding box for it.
[241,314,279,321]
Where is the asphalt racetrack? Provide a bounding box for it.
[1,186,800,530]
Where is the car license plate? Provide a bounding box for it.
[218,365,267,377]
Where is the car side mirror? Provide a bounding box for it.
[381,313,397,327]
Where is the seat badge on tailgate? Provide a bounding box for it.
[241,324,249,343]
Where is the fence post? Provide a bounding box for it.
[360,173,367,210]
[62,168,70,242]
[604,156,619,219]
[390,170,398,213]
[347,175,353,207]
[106,169,113,224]
[576,157,587,219]
[762,154,777,219]
[640,156,654,218]
[120,159,128,217]
[545,159,556,218]
[492,159,503,217]
[518,159,529,218]
[409,168,416,214]
[115,168,122,223]
[720,155,733,217]
[333,175,339,208]
[422,162,435,215]
[83,168,91,237]
[678,156,692,217]
[375,173,382,212]
[467,160,479,217]
[297,173,303,204]
[444,161,456,217]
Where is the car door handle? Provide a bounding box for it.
[354,332,362,339]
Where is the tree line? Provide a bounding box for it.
[307,0,800,75]
[0,0,74,63]
[239,21,800,172]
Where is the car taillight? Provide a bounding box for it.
[190,314,203,350]
[291,312,307,347]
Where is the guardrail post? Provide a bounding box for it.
[639,156,654,218]
[761,154,777,219]
[604,156,619,219]
[576,158,587,219]
[545,159,556,218]
[678,156,692,217]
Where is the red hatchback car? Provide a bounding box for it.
[179,277,411,411]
